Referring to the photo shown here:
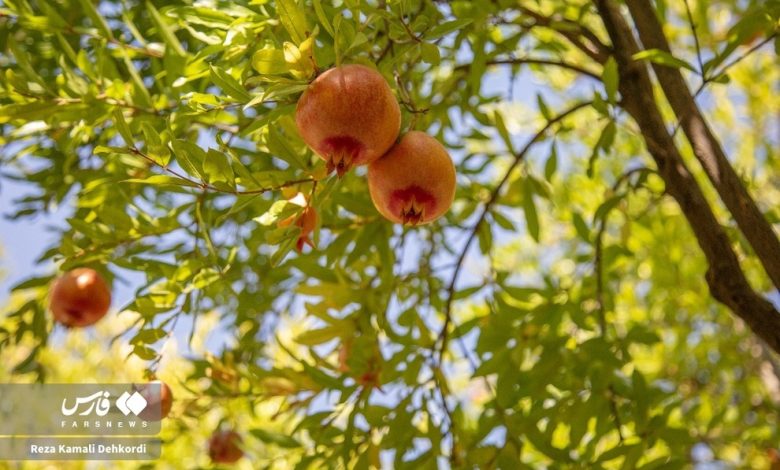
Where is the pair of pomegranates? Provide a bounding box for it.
[295,64,456,225]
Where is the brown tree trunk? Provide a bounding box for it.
[594,0,780,353]
[625,0,780,291]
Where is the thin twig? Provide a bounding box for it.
[129,147,316,196]
[436,100,592,363]
[717,33,778,79]
[517,6,610,63]
[455,58,601,81]
[398,14,422,43]
[672,32,778,137]
[693,33,779,100]
[683,0,705,74]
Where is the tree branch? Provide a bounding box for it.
[682,0,705,73]
[130,147,315,196]
[518,6,611,63]
[455,58,601,81]
[595,0,780,354]
[625,0,780,292]
[436,101,593,361]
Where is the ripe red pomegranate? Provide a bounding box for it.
[49,268,111,327]
[208,430,243,464]
[136,381,173,421]
[368,131,456,225]
[296,64,401,176]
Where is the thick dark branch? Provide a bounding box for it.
[626,0,780,291]
[595,0,780,353]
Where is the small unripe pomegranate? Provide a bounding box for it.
[136,381,173,421]
[208,430,243,464]
[278,206,318,252]
[49,268,111,327]
[296,64,401,176]
[368,131,456,225]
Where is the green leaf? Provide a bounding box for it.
[124,175,200,188]
[523,423,572,462]
[345,32,368,56]
[11,276,54,292]
[493,111,515,155]
[13,347,41,374]
[270,235,298,267]
[313,0,334,38]
[477,221,492,254]
[601,120,617,152]
[703,10,772,75]
[192,268,221,288]
[119,49,154,108]
[632,49,696,72]
[492,210,515,231]
[596,444,641,463]
[221,147,263,189]
[537,93,552,121]
[209,65,251,102]
[112,109,134,147]
[296,283,359,309]
[7,37,51,93]
[632,369,649,428]
[276,0,308,44]
[133,345,158,360]
[592,92,609,116]
[146,2,187,57]
[203,148,235,188]
[76,0,114,39]
[171,140,207,179]
[523,185,540,242]
[454,285,484,300]
[544,142,558,180]
[587,120,617,177]
[593,194,624,224]
[94,145,131,155]
[250,429,301,448]
[294,325,341,346]
[131,328,167,345]
[283,41,303,65]
[638,457,684,470]
[427,19,474,40]
[625,325,661,345]
[266,126,307,170]
[572,211,591,242]
[255,200,294,226]
[252,48,289,75]
[602,57,619,104]
[245,84,309,110]
[420,42,441,65]
[527,174,551,199]
[711,73,731,85]
[141,122,171,165]
[18,14,65,32]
